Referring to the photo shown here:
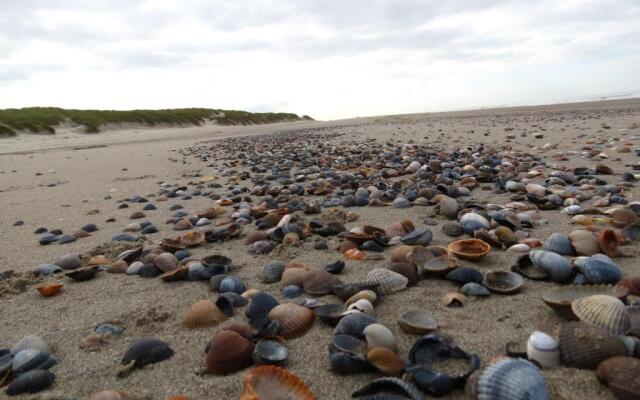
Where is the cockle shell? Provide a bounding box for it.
[597,228,619,257]
[484,271,524,294]
[154,252,179,272]
[526,331,559,369]
[542,285,629,320]
[181,231,205,247]
[240,365,316,400]
[442,292,466,307]
[367,347,405,377]
[528,250,572,283]
[366,268,408,294]
[618,275,640,296]
[571,295,631,335]
[267,303,314,339]
[596,356,640,400]
[352,377,423,400]
[385,220,415,239]
[543,233,574,256]
[302,270,342,295]
[569,230,600,256]
[447,239,490,261]
[363,323,397,352]
[476,358,550,400]
[279,268,309,288]
[182,300,227,328]
[206,330,254,375]
[559,321,628,369]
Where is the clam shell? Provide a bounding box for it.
[314,303,345,325]
[390,245,414,263]
[439,196,459,219]
[352,377,423,400]
[597,228,619,257]
[571,294,630,335]
[460,213,490,235]
[367,347,405,377]
[577,255,622,284]
[559,321,628,369]
[398,311,438,335]
[448,239,490,261]
[268,303,314,339]
[385,220,415,239]
[366,268,408,294]
[345,290,378,307]
[302,270,342,295]
[245,231,268,245]
[363,323,397,352]
[252,340,288,365]
[160,266,188,282]
[36,283,63,297]
[154,252,179,272]
[246,292,279,330]
[443,221,465,237]
[569,230,600,256]
[401,228,433,246]
[542,285,629,320]
[618,275,640,296]
[332,282,380,301]
[543,233,574,256]
[461,282,491,297]
[387,262,418,286]
[279,268,309,288]
[346,299,375,317]
[334,313,377,338]
[219,276,246,294]
[529,250,572,283]
[442,292,466,307]
[12,349,57,374]
[181,231,204,247]
[241,365,315,400]
[6,369,55,396]
[182,300,227,328]
[596,356,640,400]
[122,338,174,369]
[484,271,523,295]
[329,351,373,375]
[260,261,285,283]
[161,238,185,253]
[476,358,550,400]
[526,331,560,369]
[445,267,483,285]
[206,330,254,375]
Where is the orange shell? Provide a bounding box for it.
[241,365,316,400]
[182,300,226,328]
[36,283,63,297]
[344,248,366,260]
[447,239,490,261]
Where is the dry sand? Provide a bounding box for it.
[1,99,640,399]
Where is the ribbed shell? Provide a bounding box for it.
[559,321,628,369]
[241,365,316,400]
[447,239,490,261]
[302,270,342,295]
[366,268,408,294]
[476,358,549,400]
[352,377,423,400]
[596,356,640,400]
[571,295,631,335]
[206,330,254,375]
[268,304,314,339]
[182,300,227,328]
[542,285,629,320]
[569,230,600,256]
[543,232,574,256]
[385,220,415,239]
[529,250,572,283]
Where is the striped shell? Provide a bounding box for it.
[571,295,631,335]
[385,220,415,239]
[366,268,408,294]
[596,357,640,400]
[302,270,342,295]
[476,358,550,400]
[241,365,316,400]
[542,285,629,320]
[182,300,227,328]
[569,230,600,256]
[559,321,628,369]
[268,303,314,339]
[447,239,490,261]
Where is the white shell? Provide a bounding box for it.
[345,299,375,317]
[507,244,530,253]
[460,213,490,229]
[526,331,560,368]
[363,323,397,352]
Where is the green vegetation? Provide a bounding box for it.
[0,107,312,136]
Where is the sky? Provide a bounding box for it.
[1,0,639,120]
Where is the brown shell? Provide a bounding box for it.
[387,262,418,286]
[87,255,109,265]
[240,365,316,400]
[571,295,631,335]
[197,207,223,219]
[279,268,309,288]
[442,292,466,307]
[183,300,227,328]
[493,226,517,245]
[390,245,415,263]
[73,229,92,238]
[268,304,314,339]
[542,285,629,320]
[302,270,343,295]
[174,219,194,230]
[36,283,63,297]
[343,232,373,245]
[483,271,524,295]
[447,239,491,261]
[611,208,640,228]
[597,228,619,257]
[366,347,405,377]
[206,330,254,374]
[339,240,358,254]
[221,322,254,340]
[107,260,128,273]
[344,248,366,260]
[160,266,188,282]
[181,231,205,247]
[154,252,179,272]
[345,290,377,307]
[385,220,415,239]
[596,356,640,400]
[559,321,628,369]
[245,231,268,245]
[161,237,185,252]
[474,230,502,248]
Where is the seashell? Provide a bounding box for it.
[339,240,358,254]
[387,262,418,286]
[282,285,303,299]
[221,322,254,340]
[474,229,502,248]
[569,230,601,256]
[483,271,523,295]
[571,295,630,335]
[268,303,315,339]
[618,275,640,296]
[363,323,397,352]
[623,223,640,241]
[154,252,178,272]
[173,218,193,230]
[161,238,185,253]
[334,313,377,338]
[367,347,405,376]
[252,340,288,365]
[398,310,438,334]
[439,196,459,219]
[493,226,517,246]
[528,250,572,283]
[332,282,380,301]
[448,239,490,261]
[476,358,550,400]
[366,268,408,294]
[183,300,227,328]
[181,231,205,247]
[6,369,55,396]
[206,330,254,375]
[346,299,375,317]
[219,276,247,294]
[160,265,188,282]
[542,285,629,320]
[122,338,174,369]
[543,233,574,256]
[596,356,640,400]
[279,268,309,288]
[345,290,378,307]
[352,377,423,400]
[246,292,279,330]
[507,243,530,253]
[66,266,99,282]
[87,255,109,265]
[443,221,465,237]
[559,321,628,369]
[344,248,366,260]
[249,240,275,255]
[240,365,316,400]
[461,282,491,297]
[577,255,623,284]
[597,228,619,257]
[526,331,560,368]
[445,267,483,285]
[460,213,490,235]
[390,245,415,263]
[302,270,342,295]
[107,260,128,273]
[442,292,466,307]
[314,303,344,325]
[12,349,57,374]
[11,335,49,355]
[385,219,415,239]
[215,296,235,317]
[35,283,63,297]
[245,231,268,245]
[611,207,640,228]
[401,228,433,246]
[54,253,82,270]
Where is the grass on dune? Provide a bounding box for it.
[0,107,313,135]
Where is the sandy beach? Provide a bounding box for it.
[2,98,640,399]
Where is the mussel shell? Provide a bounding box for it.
[351,377,423,400]
[511,254,548,281]
[577,256,622,285]
[528,250,572,283]
[559,321,628,369]
[252,340,288,365]
[219,276,247,294]
[329,334,367,355]
[315,304,345,326]
[445,267,483,285]
[334,313,377,338]
[246,292,279,330]
[461,282,491,297]
[12,349,57,374]
[65,266,99,282]
[330,351,374,375]
[6,369,55,395]
[476,358,550,400]
[122,338,174,369]
[401,228,433,246]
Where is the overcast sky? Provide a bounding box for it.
[1,0,639,120]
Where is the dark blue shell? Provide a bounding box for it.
[6,370,55,395]
[121,339,174,369]
[445,267,484,285]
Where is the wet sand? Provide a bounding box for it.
[2,98,640,399]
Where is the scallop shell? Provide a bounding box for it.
[542,285,629,320]
[597,228,619,257]
[397,311,438,335]
[569,230,600,256]
[206,330,254,375]
[596,356,640,400]
[476,358,550,400]
[363,323,397,352]
[571,295,631,335]
[559,321,628,369]
[543,233,574,256]
[484,271,523,295]
[268,303,314,339]
[352,377,423,400]
[302,270,342,295]
[240,365,316,400]
[367,347,405,377]
[526,331,559,369]
[182,300,227,328]
[447,239,490,261]
[366,268,408,294]
[385,220,415,239]
[36,283,63,297]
